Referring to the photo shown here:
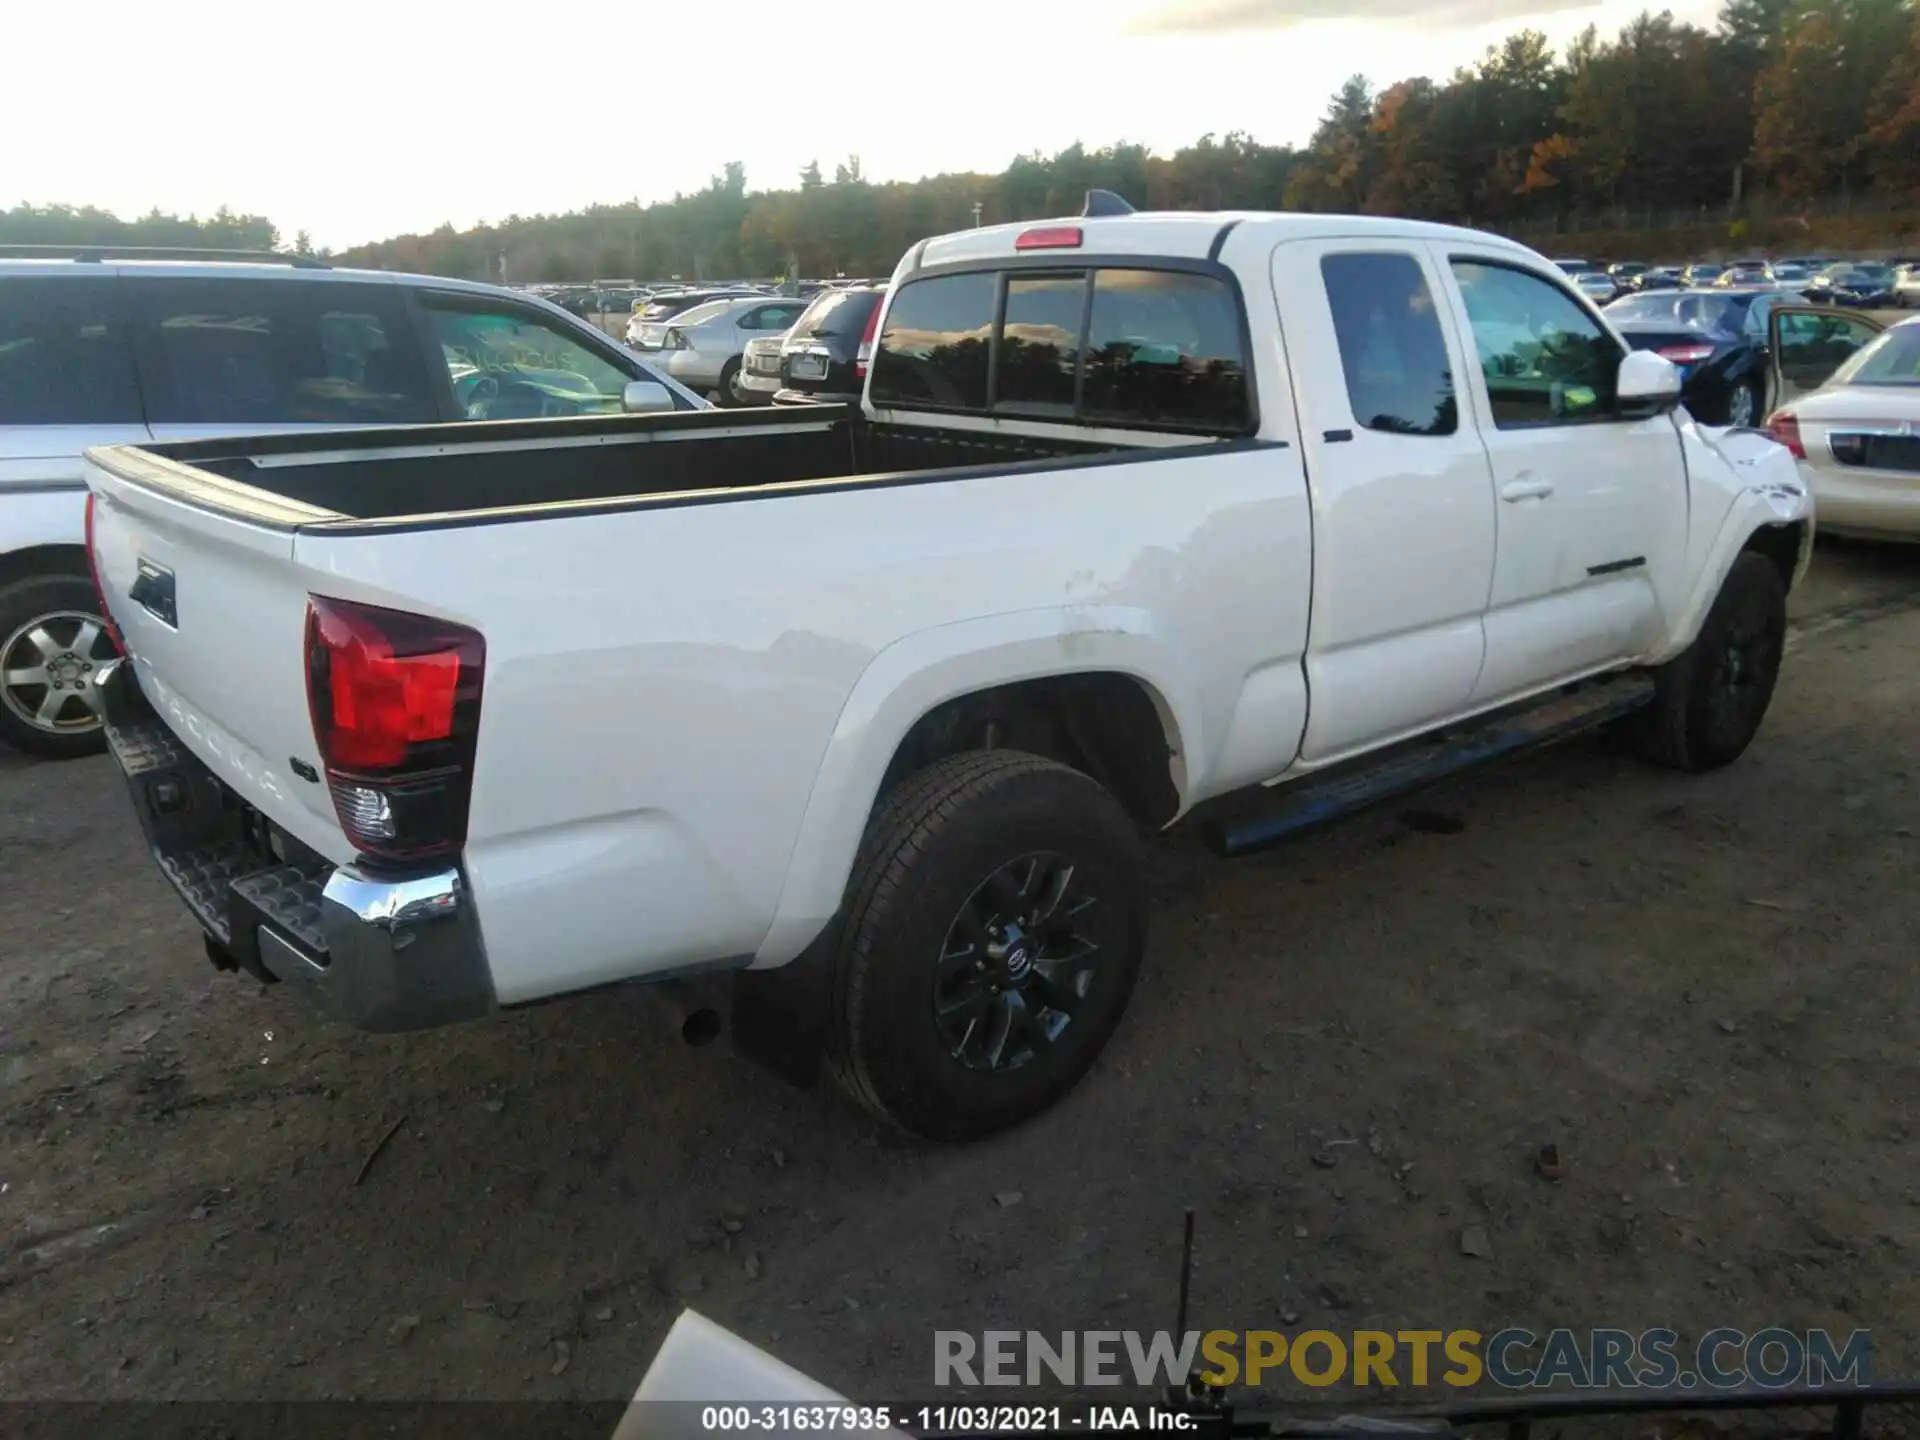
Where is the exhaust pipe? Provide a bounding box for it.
[646,976,730,1048]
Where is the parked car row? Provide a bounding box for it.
[628,283,888,408]
[1556,255,1920,307]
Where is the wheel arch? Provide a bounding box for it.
[0,542,92,592]
[1654,505,1811,666]
[751,608,1200,969]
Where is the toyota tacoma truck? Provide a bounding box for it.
[83,201,1813,1140]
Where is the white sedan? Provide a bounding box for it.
[641,296,811,407]
[1764,312,1920,540]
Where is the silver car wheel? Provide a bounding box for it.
[1,609,113,737]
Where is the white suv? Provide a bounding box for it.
[0,246,702,758]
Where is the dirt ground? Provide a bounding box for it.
[2,540,1917,1414]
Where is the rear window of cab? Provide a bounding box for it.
[868,266,1253,436]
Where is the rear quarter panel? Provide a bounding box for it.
[296,445,1310,1000]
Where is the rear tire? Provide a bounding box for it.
[0,572,115,760]
[828,751,1147,1142]
[1632,552,1785,772]
[1723,375,1762,429]
[715,358,744,409]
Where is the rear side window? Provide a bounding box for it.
[1320,252,1457,436]
[0,278,141,425]
[998,274,1083,416]
[1081,269,1250,432]
[870,266,1251,434]
[133,279,436,426]
[868,272,994,410]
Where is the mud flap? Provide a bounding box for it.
[729,920,840,1090]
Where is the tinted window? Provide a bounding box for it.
[997,274,1084,416]
[0,277,140,425]
[869,272,993,410]
[424,302,636,420]
[792,289,881,339]
[135,280,434,426]
[1320,253,1456,436]
[1450,261,1622,428]
[1082,269,1250,433]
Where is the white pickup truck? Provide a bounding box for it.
[84,203,1812,1141]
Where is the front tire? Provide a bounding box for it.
[1632,552,1786,772]
[715,358,745,409]
[828,751,1147,1141]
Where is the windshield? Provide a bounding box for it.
[669,300,734,329]
[1831,324,1920,386]
[1604,292,1745,331]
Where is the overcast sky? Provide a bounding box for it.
[7,0,1720,251]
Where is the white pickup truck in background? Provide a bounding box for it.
[84,200,1812,1140]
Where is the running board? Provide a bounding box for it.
[1202,673,1657,859]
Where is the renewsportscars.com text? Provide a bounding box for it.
[934,1327,1871,1390]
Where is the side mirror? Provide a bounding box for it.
[1616,349,1682,418]
[622,380,675,415]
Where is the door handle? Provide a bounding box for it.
[1501,478,1555,502]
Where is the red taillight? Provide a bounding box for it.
[83,491,125,653]
[1656,344,1716,364]
[854,294,884,380]
[1015,226,1083,251]
[1765,410,1806,459]
[304,595,484,861]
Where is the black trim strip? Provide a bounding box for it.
[143,400,848,466]
[1587,555,1647,576]
[302,437,1297,537]
[1207,219,1243,262]
[0,478,88,494]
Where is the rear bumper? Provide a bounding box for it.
[1802,463,1920,540]
[99,660,494,1032]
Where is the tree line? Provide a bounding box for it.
[7,0,1917,283]
[0,203,299,254]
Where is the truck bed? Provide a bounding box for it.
[104,406,1133,526]
[85,404,1307,1005]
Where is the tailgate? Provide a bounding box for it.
[85,447,356,864]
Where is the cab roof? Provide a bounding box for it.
[908,211,1541,276]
